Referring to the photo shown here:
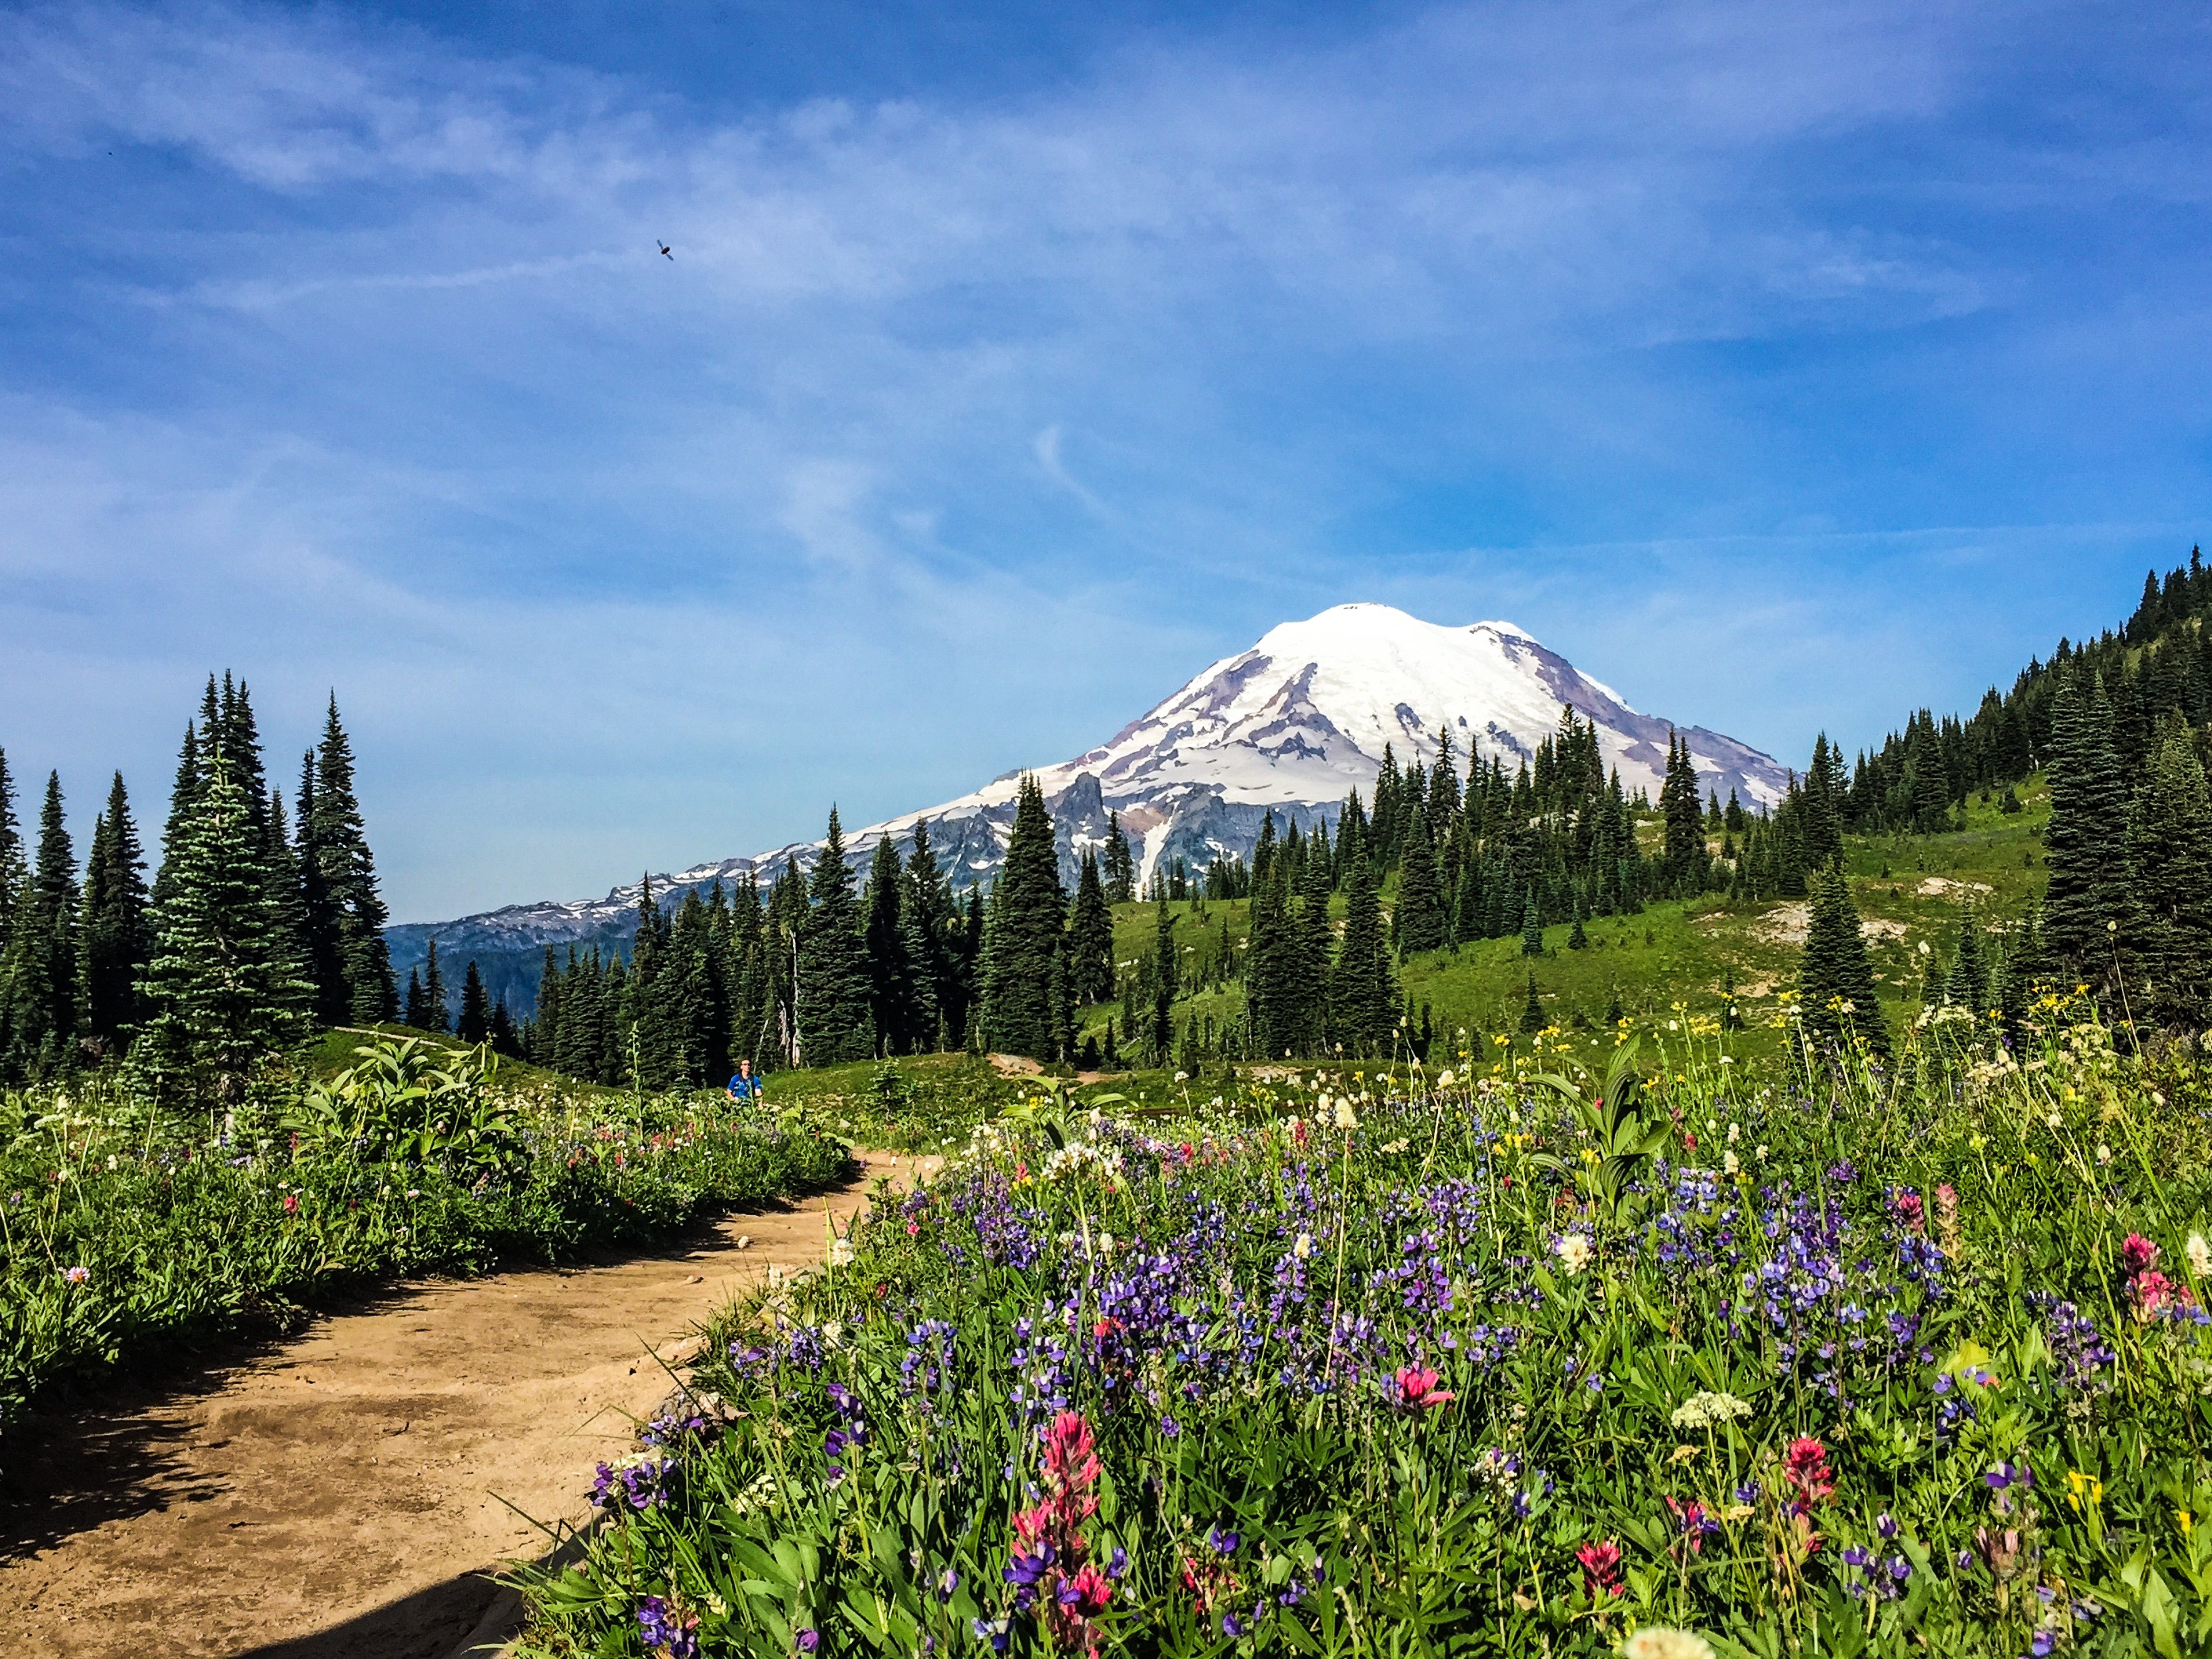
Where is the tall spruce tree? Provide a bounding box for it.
[131,755,312,1104]
[1145,893,1177,1063]
[799,809,873,1065]
[1102,811,1136,905]
[2042,670,2131,975]
[0,772,81,1079]
[977,776,1068,1061]
[421,938,449,1032]
[457,961,492,1043]
[2124,714,2212,1028]
[79,771,151,1057]
[307,700,397,1023]
[404,968,433,1029]
[1066,851,1115,1007]
[1392,811,1447,956]
[0,751,22,959]
[862,838,918,1055]
[899,827,946,1049]
[1798,863,1888,1057]
[1330,849,1395,1056]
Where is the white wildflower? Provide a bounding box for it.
[1293,1233,1316,1260]
[1553,1233,1593,1275]
[733,1234,753,1250]
[2046,1112,2062,1130]
[822,1321,845,1346]
[2189,1233,2211,1280]
[1723,1150,1741,1177]
[1726,1123,1740,1145]
[1096,1231,1116,1253]
[1625,1628,1717,1659]
[1381,1138,1410,1154]
[1755,1144,1769,1161]
[1437,1069,1456,1087]
[1333,1098,1359,1132]
[829,1237,856,1268]
[2096,1144,2112,1166]
[1668,1390,1751,1431]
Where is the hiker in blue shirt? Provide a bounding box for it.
[726,1058,764,1103]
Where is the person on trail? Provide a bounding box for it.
[727,1059,764,1103]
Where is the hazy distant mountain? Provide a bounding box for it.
[388,603,1788,1013]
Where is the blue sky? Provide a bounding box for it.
[1,0,2207,919]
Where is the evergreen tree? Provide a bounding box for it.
[308,699,396,1023]
[1568,906,1588,951]
[2124,714,2212,1028]
[0,750,21,954]
[131,755,313,1105]
[978,777,1068,1061]
[1145,893,1177,1064]
[421,938,449,1032]
[1330,849,1395,1056]
[1102,811,1136,905]
[0,772,81,1079]
[79,771,151,1057]
[2042,671,2131,975]
[1391,811,1447,956]
[1802,735,1845,870]
[1066,851,1115,1006]
[457,960,492,1043]
[1797,863,1888,1057]
[1520,899,1543,958]
[150,724,203,918]
[625,876,691,1089]
[799,809,873,1065]
[488,996,521,1058]
[862,838,918,1055]
[404,968,433,1029]
[1942,913,1988,1015]
[1659,732,1709,895]
[899,827,946,1050]
[1520,972,1544,1035]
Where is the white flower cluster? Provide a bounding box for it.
[1624,1629,1716,1659]
[829,1238,856,1268]
[1042,1141,1126,1187]
[1553,1233,1593,1275]
[1668,1390,1752,1430]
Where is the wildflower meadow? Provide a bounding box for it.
[519,1001,2212,1658]
[0,1033,846,1428]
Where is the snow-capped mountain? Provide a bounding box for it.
[387,603,1790,1010]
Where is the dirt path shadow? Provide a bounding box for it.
[0,1149,937,1659]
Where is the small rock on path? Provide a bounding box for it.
[0,1150,936,1659]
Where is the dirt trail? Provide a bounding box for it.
[0,1150,935,1659]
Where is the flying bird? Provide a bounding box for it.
[658,241,673,260]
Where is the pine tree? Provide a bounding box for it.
[457,960,492,1043]
[1568,905,1588,951]
[2042,670,2131,975]
[899,828,945,1051]
[1330,849,1395,1056]
[1798,863,1888,1057]
[1942,913,1988,1015]
[150,724,203,918]
[1520,899,1543,958]
[0,750,22,956]
[1145,894,1177,1064]
[2124,713,2212,1028]
[421,938,449,1032]
[1066,851,1115,1006]
[488,996,520,1058]
[1392,811,1447,956]
[404,968,433,1029]
[79,771,151,1057]
[862,838,917,1055]
[308,700,396,1023]
[977,778,1068,1060]
[131,755,312,1105]
[626,876,691,1088]
[799,809,873,1065]
[1659,732,1709,896]
[1520,972,1544,1035]
[1102,810,1137,906]
[0,772,81,1079]
[1802,735,1845,870]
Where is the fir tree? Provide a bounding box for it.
[488,996,520,1058]
[421,938,449,1032]
[1391,811,1447,956]
[0,772,81,1079]
[1102,811,1137,906]
[1520,899,1543,958]
[2124,714,2212,1028]
[1066,852,1115,1006]
[79,770,151,1057]
[1330,849,1395,1056]
[799,809,873,1065]
[977,777,1068,1061]
[899,828,946,1050]
[2042,670,2131,975]
[131,755,312,1104]
[1520,972,1544,1035]
[308,699,396,1023]
[457,960,492,1043]
[1568,906,1588,951]
[1942,913,1988,1015]
[1801,735,1845,870]
[862,838,918,1055]
[1797,864,1888,1058]
[0,750,21,954]
[404,968,433,1029]
[1145,894,1177,1064]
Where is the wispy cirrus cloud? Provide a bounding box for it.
[0,0,2206,914]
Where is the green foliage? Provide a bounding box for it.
[979,777,1069,1062]
[801,809,875,1067]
